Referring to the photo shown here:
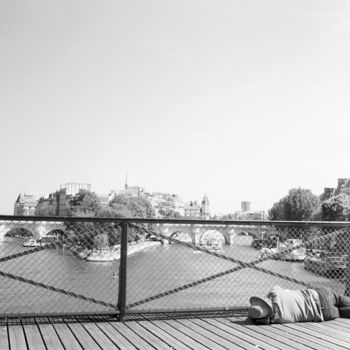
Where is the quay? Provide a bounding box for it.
[3,314,350,349]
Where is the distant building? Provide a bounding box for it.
[117,178,144,197]
[143,192,184,218]
[239,211,266,220]
[184,201,201,218]
[14,194,38,216]
[321,187,335,201]
[322,178,350,202]
[241,201,251,213]
[36,192,58,216]
[36,182,93,217]
[60,183,91,196]
[201,195,210,219]
[341,179,350,198]
[184,195,210,219]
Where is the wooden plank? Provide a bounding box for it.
[68,323,101,350]
[94,322,138,350]
[283,323,349,350]
[233,322,311,350]
[8,325,27,350]
[0,325,9,350]
[267,324,334,350]
[165,319,227,350]
[81,322,121,350]
[152,319,210,350]
[289,322,350,348]
[277,322,348,350]
[22,325,45,350]
[126,321,174,349]
[38,323,65,350]
[179,319,252,350]
[229,317,350,350]
[107,322,155,350]
[322,321,350,333]
[192,318,278,350]
[138,320,193,350]
[333,319,350,331]
[333,318,350,328]
[207,318,287,350]
[305,321,350,340]
[53,323,82,350]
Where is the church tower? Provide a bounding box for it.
[200,195,210,219]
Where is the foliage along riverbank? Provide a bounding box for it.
[69,240,162,262]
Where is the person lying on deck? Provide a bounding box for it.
[248,285,350,324]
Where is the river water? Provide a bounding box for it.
[0,236,345,316]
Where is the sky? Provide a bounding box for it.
[1,0,350,215]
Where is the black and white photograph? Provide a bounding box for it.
[1,0,350,349]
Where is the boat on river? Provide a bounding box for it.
[261,239,306,261]
[23,238,41,247]
[304,251,347,277]
[199,240,223,252]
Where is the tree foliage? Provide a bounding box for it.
[65,190,104,248]
[35,199,56,216]
[65,191,156,248]
[68,189,101,215]
[35,204,55,217]
[320,194,350,221]
[158,208,182,219]
[109,194,155,219]
[269,188,319,221]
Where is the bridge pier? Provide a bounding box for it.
[0,224,7,243]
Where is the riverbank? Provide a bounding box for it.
[70,240,162,262]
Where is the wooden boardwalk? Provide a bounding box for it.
[2,315,350,349]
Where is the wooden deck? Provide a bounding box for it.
[2,315,350,349]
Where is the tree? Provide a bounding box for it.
[108,194,156,241]
[65,190,103,248]
[68,189,101,215]
[109,195,155,219]
[269,188,319,221]
[320,194,350,221]
[35,198,56,216]
[35,204,55,217]
[158,208,182,219]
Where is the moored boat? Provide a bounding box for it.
[304,251,347,277]
[23,238,41,247]
[199,239,223,252]
[261,239,306,261]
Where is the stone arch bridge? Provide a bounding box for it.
[0,219,266,245]
[0,220,66,242]
[155,224,266,245]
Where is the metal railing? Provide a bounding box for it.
[0,215,350,321]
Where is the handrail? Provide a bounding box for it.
[2,214,350,227]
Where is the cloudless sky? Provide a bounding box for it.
[1,0,350,215]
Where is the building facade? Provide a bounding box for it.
[184,195,210,219]
[241,201,251,212]
[322,178,350,202]
[14,194,38,216]
[60,183,91,196]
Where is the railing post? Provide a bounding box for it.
[118,220,128,322]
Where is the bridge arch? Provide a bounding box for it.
[0,221,66,243]
[199,230,226,245]
[169,231,192,243]
[4,227,37,239]
[45,229,65,237]
[158,224,237,246]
